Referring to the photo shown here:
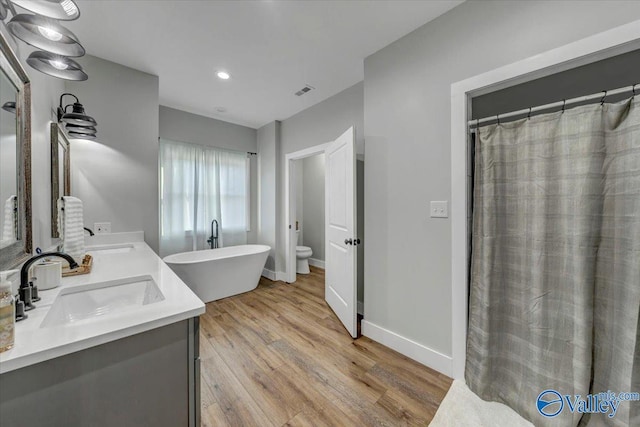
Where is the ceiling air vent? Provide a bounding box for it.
[295,84,315,96]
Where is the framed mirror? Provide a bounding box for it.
[0,31,31,270]
[50,123,70,238]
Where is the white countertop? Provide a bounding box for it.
[0,233,205,374]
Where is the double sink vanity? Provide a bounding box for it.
[0,25,204,427]
[0,232,205,426]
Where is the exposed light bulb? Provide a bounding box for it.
[38,25,63,41]
[216,71,230,80]
[49,59,69,70]
[61,0,79,17]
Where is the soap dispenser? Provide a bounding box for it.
[0,270,18,352]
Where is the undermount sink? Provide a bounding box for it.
[41,276,165,327]
[86,243,135,254]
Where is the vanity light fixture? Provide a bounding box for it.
[57,93,97,139]
[0,0,16,21]
[6,1,89,80]
[2,101,15,113]
[216,71,230,80]
[27,50,87,80]
[10,0,80,21]
[7,14,85,56]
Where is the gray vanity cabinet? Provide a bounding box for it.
[0,318,200,427]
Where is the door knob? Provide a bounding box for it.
[354,238,361,245]
[344,238,353,245]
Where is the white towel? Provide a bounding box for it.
[1,195,17,242]
[58,196,85,264]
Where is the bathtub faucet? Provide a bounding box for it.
[207,219,219,249]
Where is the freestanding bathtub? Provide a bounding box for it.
[163,244,270,303]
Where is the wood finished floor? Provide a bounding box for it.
[199,267,452,427]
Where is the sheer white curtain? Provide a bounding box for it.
[197,148,248,249]
[159,139,247,257]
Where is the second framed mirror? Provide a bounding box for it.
[51,122,70,238]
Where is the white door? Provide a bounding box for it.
[325,127,357,337]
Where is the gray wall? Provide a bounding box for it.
[357,159,364,311]
[159,106,256,152]
[66,55,160,252]
[159,106,259,243]
[257,121,280,271]
[294,158,303,244]
[280,82,365,156]
[363,0,640,358]
[301,153,325,261]
[277,81,364,274]
[472,48,640,120]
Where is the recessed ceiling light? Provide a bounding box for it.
[216,71,230,80]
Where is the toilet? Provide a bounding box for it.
[296,230,313,274]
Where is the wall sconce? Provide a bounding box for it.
[2,101,16,113]
[57,93,97,139]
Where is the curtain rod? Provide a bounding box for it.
[468,83,637,129]
[159,137,257,156]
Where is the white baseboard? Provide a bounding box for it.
[261,268,276,281]
[262,269,290,282]
[357,301,364,315]
[308,258,325,269]
[361,320,452,377]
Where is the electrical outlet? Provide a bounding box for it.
[430,201,449,218]
[94,222,111,234]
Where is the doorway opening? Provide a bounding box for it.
[285,142,328,285]
[292,153,326,277]
[284,127,363,338]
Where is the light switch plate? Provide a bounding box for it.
[430,201,448,218]
[94,222,111,234]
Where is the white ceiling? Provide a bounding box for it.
[64,1,462,129]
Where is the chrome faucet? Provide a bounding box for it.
[206,219,219,249]
[16,252,79,320]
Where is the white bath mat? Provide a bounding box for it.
[429,380,534,427]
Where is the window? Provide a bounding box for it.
[159,139,248,256]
